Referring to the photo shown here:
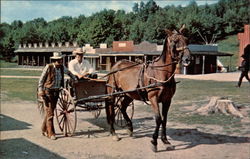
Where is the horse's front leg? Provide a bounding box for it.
[149,97,162,152]
[162,100,175,150]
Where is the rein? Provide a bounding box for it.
[100,62,141,79]
[101,60,178,79]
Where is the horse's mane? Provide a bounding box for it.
[153,36,168,63]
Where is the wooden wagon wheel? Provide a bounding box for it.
[114,95,134,128]
[55,88,77,137]
[91,103,102,119]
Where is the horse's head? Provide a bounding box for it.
[165,24,191,66]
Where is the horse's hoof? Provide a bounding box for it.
[165,144,175,151]
[151,144,157,152]
[126,129,133,137]
[112,134,120,141]
[50,135,57,140]
[151,140,157,152]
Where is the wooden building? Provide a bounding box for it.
[15,41,232,74]
[186,44,232,74]
[14,42,100,70]
[238,25,250,64]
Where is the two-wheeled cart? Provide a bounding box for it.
[37,79,134,136]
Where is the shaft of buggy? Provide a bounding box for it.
[76,82,162,103]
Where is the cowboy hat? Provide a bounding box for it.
[73,47,86,56]
[50,52,63,59]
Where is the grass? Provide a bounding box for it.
[0,60,19,68]
[0,69,42,76]
[0,78,38,101]
[173,79,250,104]
[217,35,239,71]
[174,113,241,126]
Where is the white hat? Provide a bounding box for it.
[72,47,86,56]
[50,52,63,59]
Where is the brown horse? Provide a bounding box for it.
[105,25,191,152]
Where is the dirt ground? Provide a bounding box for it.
[1,72,250,159]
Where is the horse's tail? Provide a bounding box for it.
[105,74,117,125]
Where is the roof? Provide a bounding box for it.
[14,47,77,53]
[14,43,233,56]
[191,51,233,56]
[99,51,160,56]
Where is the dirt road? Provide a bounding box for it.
[1,100,249,159]
[1,72,249,82]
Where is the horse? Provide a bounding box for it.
[105,24,191,152]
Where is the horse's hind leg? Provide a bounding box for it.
[105,98,120,141]
[120,96,133,136]
[149,97,162,152]
[161,100,175,150]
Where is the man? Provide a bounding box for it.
[38,52,77,140]
[237,54,250,87]
[68,47,97,79]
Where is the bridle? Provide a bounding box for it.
[168,36,189,62]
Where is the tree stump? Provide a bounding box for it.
[197,97,244,118]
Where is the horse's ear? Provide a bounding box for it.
[173,30,178,34]
[179,24,186,33]
[165,29,172,36]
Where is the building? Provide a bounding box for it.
[238,25,250,64]
[186,44,232,74]
[15,41,232,74]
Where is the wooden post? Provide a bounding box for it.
[115,56,117,62]
[43,56,45,66]
[22,55,24,65]
[32,55,34,66]
[202,55,205,74]
[38,56,40,66]
[17,54,20,65]
[27,56,29,66]
[106,57,111,71]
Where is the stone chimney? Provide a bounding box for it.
[45,42,49,48]
[34,43,37,48]
[73,41,78,47]
[65,42,70,47]
[39,42,43,48]
[58,42,62,47]
[51,42,55,48]
[100,43,107,49]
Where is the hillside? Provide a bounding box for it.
[217,35,239,71]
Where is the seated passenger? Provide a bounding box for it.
[68,48,97,80]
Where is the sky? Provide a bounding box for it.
[1,0,218,24]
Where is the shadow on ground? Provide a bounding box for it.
[83,116,250,151]
[0,138,66,159]
[0,114,32,131]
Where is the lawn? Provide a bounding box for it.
[0,78,38,101]
[0,69,42,76]
[0,60,19,68]
[217,35,239,71]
